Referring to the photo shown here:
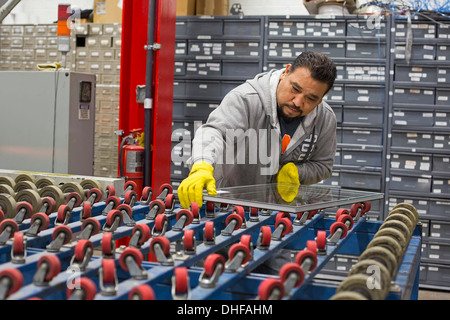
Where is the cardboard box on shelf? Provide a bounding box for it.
[94,0,123,24]
[196,0,229,15]
[177,0,196,15]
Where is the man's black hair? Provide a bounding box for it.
[289,51,337,93]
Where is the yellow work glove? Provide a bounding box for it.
[276,162,300,202]
[178,161,217,209]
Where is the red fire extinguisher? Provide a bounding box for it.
[119,129,144,198]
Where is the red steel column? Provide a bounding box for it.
[119,0,175,193]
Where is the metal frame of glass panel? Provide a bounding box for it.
[203,183,384,213]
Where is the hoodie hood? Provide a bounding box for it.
[246,68,285,128]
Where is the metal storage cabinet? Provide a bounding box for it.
[0,71,95,176]
[264,15,389,223]
[387,14,450,290]
[172,16,265,183]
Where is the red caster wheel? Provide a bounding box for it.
[52,225,72,244]
[295,250,317,271]
[203,253,225,278]
[80,202,92,220]
[337,213,354,230]
[65,192,82,208]
[258,278,284,300]
[41,197,56,215]
[101,232,115,257]
[67,277,97,300]
[36,254,61,282]
[74,239,94,263]
[151,236,171,256]
[105,209,123,230]
[12,232,25,262]
[81,218,101,237]
[165,193,176,211]
[203,221,215,243]
[275,211,291,223]
[124,181,137,192]
[131,224,151,246]
[141,186,153,202]
[307,209,319,219]
[279,262,304,288]
[316,230,327,251]
[190,202,200,221]
[87,188,102,204]
[240,234,252,251]
[183,229,195,252]
[174,209,194,230]
[119,247,144,272]
[330,221,348,240]
[335,208,350,220]
[0,268,23,298]
[30,212,50,233]
[106,185,116,198]
[226,213,243,229]
[153,214,169,235]
[350,202,364,218]
[129,284,155,300]
[106,196,121,210]
[257,226,272,248]
[228,243,251,265]
[275,217,293,236]
[172,267,189,298]
[306,240,317,254]
[123,190,137,206]
[232,206,246,220]
[100,258,117,288]
[56,205,71,225]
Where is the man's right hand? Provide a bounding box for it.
[178,161,217,209]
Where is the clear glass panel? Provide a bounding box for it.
[203,183,384,213]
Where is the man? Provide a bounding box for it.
[178,51,337,209]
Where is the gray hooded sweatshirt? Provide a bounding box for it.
[187,68,337,188]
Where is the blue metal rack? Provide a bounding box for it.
[0,184,420,301]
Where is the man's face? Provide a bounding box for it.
[276,65,329,121]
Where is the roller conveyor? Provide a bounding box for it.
[0,175,421,301]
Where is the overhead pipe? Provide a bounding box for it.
[0,0,22,23]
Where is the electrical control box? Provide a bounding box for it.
[0,71,96,175]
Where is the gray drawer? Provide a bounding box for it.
[347,20,387,37]
[395,22,436,39]
[346,42,386,58]
[342,128,382,146]
[390,174,431,193]
[341,149,382,167]
[429,199,450,217]
[268,41,305,59]
[340,171,381,191]
[433,133,450,151]
[395,44,435,60]
[306,41,346,58]
[388,196,429,217]
[344,106,383,126]
[432,178,450,195]
[437,45,450,61]
[391,131,434,149]
[430,221,450,240]
[394,65,437,83]
[392,109,434,127]
[433,155,450,173]
[390,152,431,172]
[436,89,450,105]
[345,85,383,103]
[393,87,435,105]
[324,84,344,102]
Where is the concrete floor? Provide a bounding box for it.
[419,289,450,300]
